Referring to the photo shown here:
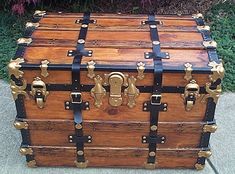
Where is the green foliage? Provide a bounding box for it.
[206,2,235,91]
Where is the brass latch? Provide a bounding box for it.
[104,72,128,107]
[30,77,49,109]
[182,80,200,111]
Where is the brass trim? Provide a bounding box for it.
[10,80,28,100]
[195,163,205,170]
[26,22,39,28]
[27,160,37,168]
[124,76,140,108]
[8,58,24,79]
[197,25,210,31]
[144,162,156,169]
[198,150,212,158]
[203,124,218,133]
[104,72,128,107]
[40,60,50,77]
[203,40,217,49]
[208,61,225,83]
[74,160,88,168]
[192,13,204,19]
[34,10,46,17]
[87,60,96,79]
[203,83,222,103]
[19,147,33,155]
[182,80,200,111]
[17,38,32,45]
[91,75,106,108]
[184,63,193,81]
[30,77,49,109]
[13,121,28,130]
[137,62,145,80]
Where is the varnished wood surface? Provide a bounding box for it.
[24,92,207,122]
[31,146,199,168]
[21,119,204,148]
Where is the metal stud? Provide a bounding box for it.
[88,140,92,143]
[164,103,167,107]
[149,151,156,157]
[143,136,146,140]
[75,123,83,129]
[143,140,147,143]
[93,20,97,24]
[77,150,84,156]
[152,41,160,45]
[163,108,167,111]
[88,135,92,139]
[77,39,85,44]
[82,24,88,28]
[150,125,158,131]
[69,136,73,138]
[150,25,157,29]
[161,140,165,144]
[66,106,70,110]
[143,107,147,111]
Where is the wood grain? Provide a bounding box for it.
[31,146,199,168]
[24,92,207,122]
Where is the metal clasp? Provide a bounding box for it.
[150,94,162,105]
[182,80,200,111]
[70,92,82,104]
[30,77,49,109]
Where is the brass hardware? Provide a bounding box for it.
[75,123,83,130]
[77,150,84,156]
[195,163,205,170]
[144,162,156,169]
[26,22,39,28]
[203,83,222,103]
[8,58,24,78]
[17,38,32,45]
[30,77,49,109]
[74,160,88,168]
[40,60,49,77]
[149,152,156,157]
[104,72,128,107]
[27,160,37,168]
[10,80,28,100]
[208,61,225,83]
[87,60,96,79]
[203,40,217,49]
[13,121,28,130]
[184,63,193,81]
[124,76,140,108]
[197,25,210,31]
[182,80,200,111]
[137,62,145,80]
[198,150,212,158]
[19,147,33,155]
[203,124,218,133]
[91,75,106,108]
[34,10,46,17]
[192,13,204,19]
[150,125,158,131]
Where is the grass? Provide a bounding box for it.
[0,2,234,91]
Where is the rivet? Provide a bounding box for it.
[152,41,160,45]
[145,52,149,55]
[86,107,89,110]
[75,124,83,129]
[166,56,170,58]
[150,125,158,131]
[69,140,73,143]
[85,102,89,106]
[150,25,157,29]
[88,54,92,57]
[143,136,146,140]
[88,136,91,139]
[145,55,149,59]
[161,141,165,144]
[144,103,147,106]
[77,39,85,44]
[164,108,167,111]
[69,50,73,53]
[58,11,62,14]
[77,150,84,156]
[93,20,97,24]
[66,101,70,105]
[141,21,146,25]
[149,151,156,157]
[88,140,92,143]
[164,103,167,107]
[143,140,147,143]
[68,54,72,56]
[69,135,73,138]
[161,137,165,140]
[82,24,88,28]
[88,50,92,53]
[143,107,147,111]
[66,106,70,110]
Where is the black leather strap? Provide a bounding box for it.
[144,14,169,165]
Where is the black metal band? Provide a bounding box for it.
[144,14,169,165]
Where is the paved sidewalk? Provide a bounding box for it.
[0,80,234,174]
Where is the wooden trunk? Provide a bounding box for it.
[9,11,224,170]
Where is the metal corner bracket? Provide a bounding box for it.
[19,147,33,155]
[8,58,25,79]
[26,22,40,29]
[198,150,212,158]
[74,160,88,168]
[13,120,28,130]
[10,80,28,100]
[195,163,205,170]
[27,160,37,168]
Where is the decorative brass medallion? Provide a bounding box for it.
[8,58,25,79]
[30,77,49,109]
[91,75,106,108]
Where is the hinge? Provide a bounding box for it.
[17,38,32,46]
[8,58,25,79]
[203,124,218,133]
[19,147,33,155]
[30,77,49,109]
[13,121,28,130]
[26,22,39,29]
[40,60,50,77]
[10,80,28,100]
[27,160,37,168]
[198,150,212,158]
[203,40,217,49]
